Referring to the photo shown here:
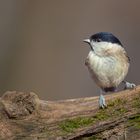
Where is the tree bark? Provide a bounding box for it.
[0,86,140,140]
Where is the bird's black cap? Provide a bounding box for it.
[90,32,123,46]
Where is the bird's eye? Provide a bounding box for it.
[96,38,101,42]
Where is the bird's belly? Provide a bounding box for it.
[86,54,129,88]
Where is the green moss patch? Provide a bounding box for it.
[129,114,140,129]
[108,98,126,107]
[59,98,128,133]
[59,117,96,133]
[132,95,140,108]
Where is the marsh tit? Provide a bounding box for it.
[83,32,135,108]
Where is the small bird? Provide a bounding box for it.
[83,32,135,108]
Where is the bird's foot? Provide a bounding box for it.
[123,81,136,90]
[99,94,107,109]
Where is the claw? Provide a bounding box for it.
[123,81,136,90]
[99,94,107,109]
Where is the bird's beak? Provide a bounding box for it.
[83,38,94,51]
[83,39,90,44]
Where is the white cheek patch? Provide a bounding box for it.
[91,41,110,55]
[91,41,122,56]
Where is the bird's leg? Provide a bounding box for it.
[99,90,107,109]
[123,81,136,90]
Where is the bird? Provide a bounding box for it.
[83,32,136,109]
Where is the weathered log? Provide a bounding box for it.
[0,86,140,140]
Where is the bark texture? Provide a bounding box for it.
[0,86,140,140]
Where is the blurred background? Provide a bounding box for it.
[0,0,139,100]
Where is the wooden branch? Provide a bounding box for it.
[0,86,140,139]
